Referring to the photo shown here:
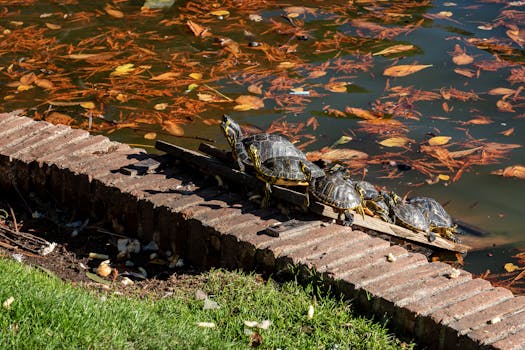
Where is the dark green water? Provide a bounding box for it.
[1,0,524,278]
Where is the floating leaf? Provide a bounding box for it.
[331,135,353,147]
[379,137,408,147]
[154,103,168,110]
[452,53,474,65]
[345,107,379,120]
[186,20,210,37]
[277,61,295,69]
[499,128,515,136]
[492,165,525,180]
[189,72,202,80]
[144,132,157,140]
[325,82,347,93]
[209,10,229,16]
[110,63,135,76]
[438,11,453,17]
[80,101,95,109]
[20,72,38,85]
[373,44,415,56]
[45,22,61,30]
[454,68,475,78]
[496,99,515,112]
[504,262,520,273]
[105,4,124,18]
[186,83,199,92]
[306,148,368,162]
[234,95,264,110]
[488,88,516,96]
[438,174,450,181]
[248,84,263,95]
[428,136,451,146]
[308,70,327,79]
[464,116,493,125]
[35,79,54,89]
[383,64,432,77]
[150,72,180,81]
[162,121,184,136]
[17,84,33,91]
[45,112,74,125]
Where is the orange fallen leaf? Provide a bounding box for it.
[45,22,61,30]
[186,20,210,37]
[162,121,184,136]
[345,107,379,120]
[144,132,157,140]
[383,64,432,77]
[306,148,368,162]
[105,4,124,18]
[496,99,515,112]
[35,79,54,90]
[308,70,327,79]
[17,84,33,91]
[325,82,347,93]
[20,72,38,85]
[452,53,474,65]
[154,103,168,111]
[80,101,95,109]
[438,174,450,181]
[150,72,180,81]
[428,136,451,146]
[499,128,515,136]
[454,68,475,78]
[189,73,202,80]
[277,62,295,69]
[463,116,493,125]
[234,95,264,110]
[488,88,516,96]
[248,84,263,95]
[45,112,75,125]
[492,165,525,179]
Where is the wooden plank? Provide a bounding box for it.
[155,140,469,253]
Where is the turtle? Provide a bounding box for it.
[384,192,436,242]
[307,170,365,226]
[354,181,392,223]
[247,144,325,207]
[220,115,306,172]
[408,196,460,242]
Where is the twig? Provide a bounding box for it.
[8,204,18,233]
[203,84,233,101]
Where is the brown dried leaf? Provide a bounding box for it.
[499,128,515,136]
[186,20,210,37]
[144,132,157,140]
[35,79,54,89]
[453,53,474,65]
[454,68,475,78]
[105,4,124,18]
[20,72,38,85]
[306,148,368,162]
[45,112,74,126]
[45,22,61,30]
[150,72,181,81]
[345,107,378,120]
[383,64,432,77]
[489,88,516,96]
[463,116,493,125]
[325,82,347,93]
[496,99,515,112]
[247,84,263,95]
[234,95,264,110]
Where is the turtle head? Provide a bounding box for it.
[221,115,243,149]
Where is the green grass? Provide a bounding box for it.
[0,258,413,349]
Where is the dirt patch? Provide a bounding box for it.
[0,192,214,298]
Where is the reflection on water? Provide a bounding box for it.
[0,0,524,283]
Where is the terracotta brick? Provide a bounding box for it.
[366,261,451,297]
[313,237,393,273]
[4,124,71,158]
[0,117,34,141]
[406,278,493,317]
[0,121,54,152]
[490,327,525,350]
[266,224,350,257]
[248,220,324,249]
[0,111,22,124]
[18,128,89,162]
[467,309,525,347]
[36,135,112,166]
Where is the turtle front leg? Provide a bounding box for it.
[236,159,246,173]
[261,181,272,208]
[341,210,353,226]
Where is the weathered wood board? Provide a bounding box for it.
[155,140,470,253]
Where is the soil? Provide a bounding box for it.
[0,192,213,298]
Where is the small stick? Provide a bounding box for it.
[8,204,18,233]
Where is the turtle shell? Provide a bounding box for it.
[309,171,362,210]
[408,197,453,228]
[221,115,306,169]
[258,156,324,185]
[355,180,379,200]
[392,203,430,232]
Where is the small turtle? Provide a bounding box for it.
[221,115,306,172]
[408,196,459,242]
[355,181,392,223]
[307,170,365,226]
[247,144,324,207]
[385,193,436,242]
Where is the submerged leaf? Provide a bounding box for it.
[162,121,184,136]
[234,95,264,110]
[373,44,415,56]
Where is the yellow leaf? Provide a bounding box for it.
[17,84,33,91]
[234,95,264,110]
[110,63,135,76]
[80,101,95,109]
[189,73,202,80]
[383,64,432,77]
[144,132,157,140]
[373,44,415,56]
[438,11,453,17]
[504,263,520,273]
[150,72,180,81]
[277,61,295,69]
[45,22,61,30]
[162,121,184,136]
[154,103,168,110]
[438,174,450,181]
[116,93,128,102]
[210,10,230,16]
[379,137,408,147]
[233,104,253,111]
[428,136,451,146]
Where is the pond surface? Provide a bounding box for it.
[1,0,524,288]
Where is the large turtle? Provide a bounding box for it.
[355,181,392,223]
[408,196,459,242]
[385,193,436,242]
[247,144,324,207]
[307,170,365,226]
[221,115,306,172]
